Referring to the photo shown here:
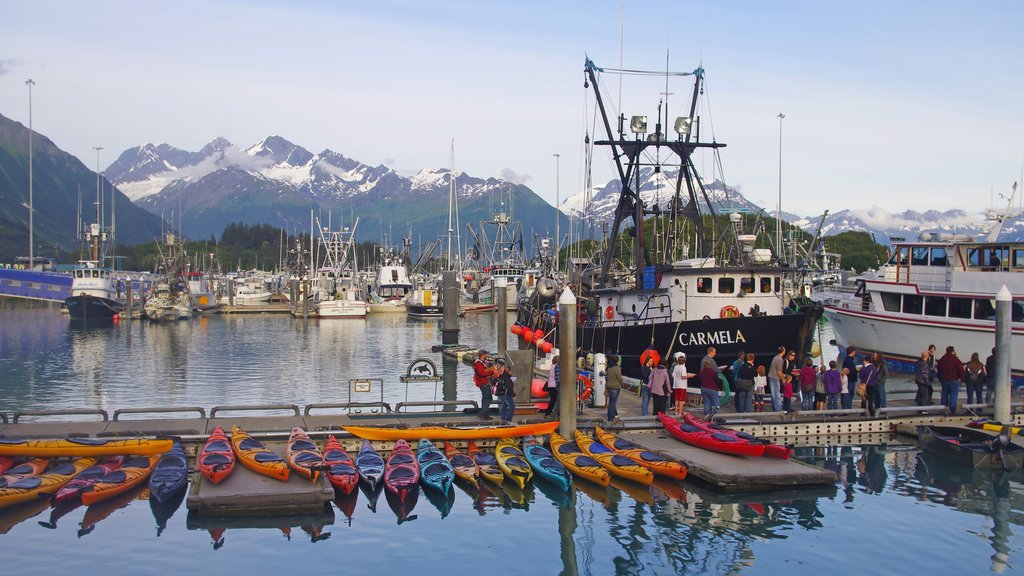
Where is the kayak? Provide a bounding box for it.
[548,433,609,486]
[149,442,188,503]
[0,457,13,474]
[55,456,125,505]
[682,414,791,459]
[522,436,572,491]
[230,425,289,482]
[417,439,455,495]
[659,413,766,458]
[919,425,1024,470]
[467,441,503,485]
[494,438,533,489]
[197,427,236,485]
[343,421,559,442]
[384,439,420,503]
[573,430,653,485]
[81,455,160,506]
[0,437,172,457]
[355,439,385,491]
[322,436,358,494]
[0,458,49,488]
[443,441,479,487]
[285,428,323,480]
[0,457,96,508]
[594,426,688,480]
[967,419,1024,437]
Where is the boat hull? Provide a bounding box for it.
[918,426,1024,470]
[0,437,172,457]
[64,294,122,321]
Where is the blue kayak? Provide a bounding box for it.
[149,441,188,503]
[416,439,454,495]
[522,436,572,491]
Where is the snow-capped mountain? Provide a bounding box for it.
[788,207,1007,243]
[106,136,563,243]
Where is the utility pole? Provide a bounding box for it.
[26,79,35,269]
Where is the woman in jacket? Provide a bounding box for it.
[648,362,672,416]
[698,360,720,416]
[605,355,623,421]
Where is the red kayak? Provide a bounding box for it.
[322,436,358,495]
[384,439,420,503]
[197,426,236,485]
[682,413,791,459]
[54,456,125,505]
[659,414,766,458]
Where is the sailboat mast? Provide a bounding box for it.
[446,139,455,270]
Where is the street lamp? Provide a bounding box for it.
[93,146,103,261]
[25,79,35,270]
[553,153,561,271]
[776,113,785,263]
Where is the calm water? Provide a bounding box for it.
[0,299,1022,575]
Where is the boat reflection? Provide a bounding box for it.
[384,484,418,524]
[423,484,455,518]
[0,497,51,535]
[149,483,187,536]
[358,481,383,513]
[79,484,147,538]
[334,489,359,523]
[185,504,336,549]
[533,476,572,509]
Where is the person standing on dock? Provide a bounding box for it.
[872,352,889,409]
[672,352,696,416]
[698,359,720,416]
[473,351,497,420]
[542,355,560,418]
[914,351,932,406]
[985,348,997,404]
[859,356,880,417]
[936,346,964,415]
[841,347,859,409]
[753,365,767,412]
[824,361,841,410]
[493,360,516,424]
[605,354,622,421]
[769,347,786,412]
[963,352,986,406]
[734,353,756,413]
[649,362,672,416]
[799,358,817,411]
[640,356,655,416]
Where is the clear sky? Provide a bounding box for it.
[1,0,1021,217]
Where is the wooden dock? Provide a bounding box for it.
[186,460,335,516]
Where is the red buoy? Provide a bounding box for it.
[541,341,554,353]
[534,329,544,341]
[523,330,535,343]
[510,324,523,335]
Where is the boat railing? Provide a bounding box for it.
[395,400,479,414]
[809,283,859,306]
[13,408,109,423]
[305,402,393,415]
[112,406,207,421]
[209,404,301,418]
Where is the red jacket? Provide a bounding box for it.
[473,359,493,387]
[936,353,964,382]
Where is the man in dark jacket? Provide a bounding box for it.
[841,347,859,409]
[914,351,932,406]
[936,346,965,414]
[985,348,997,404]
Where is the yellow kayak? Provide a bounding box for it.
[0,437,173,457]
[0,457,96,508]
[231,425,290,482]
[548,432,610,486]
[344,421,559,442]
[494,438,533,489]
[573,429,653,485]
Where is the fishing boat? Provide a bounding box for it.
[466,441,503,485]
[384,440,420,502]
[355,439,385,491]
[548,432,610,486]
[443,441,479,487]
[343,421,559,442]
[197,427,235,485]
[144,233,193,322]
[680,414,791,459]
[149,442,188,503]
[494,438,533,489]
[322,436,358,494]
[522,436,572,491]
[659,413,766,457]
[594,426,687,479]
[573,429,653,485]
[405,283,444,318]
[812,211,1024,379]
[230,425,289,482]
[65,262,124,321]
[367,243,414,313]
[515,58,821,379]
[918,425,1023,471]
[416,439,455,495]
[307,218,368,319]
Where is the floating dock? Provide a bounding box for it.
[186,462,335,516]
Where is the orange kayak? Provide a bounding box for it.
[0,457,96,508]
[81,455,159,506]
[0,437,172,457]
[230,425,289,482]
[197,427,236,485]
[594,426,687,480]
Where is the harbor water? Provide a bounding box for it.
[0,299,1022,575]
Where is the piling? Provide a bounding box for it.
[994,285,1012,424]
[441,270,459,345]
[495,277,508,356]
[125,286,133,318]
[558,287,577,436]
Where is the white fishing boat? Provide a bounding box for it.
[367,244,413,314]
[306,218,367,319]
[144,233,192,322]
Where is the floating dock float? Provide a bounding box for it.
[186,463,335,516]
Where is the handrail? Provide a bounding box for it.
[112,406,207,421]
[210,404,300,418]
[395,400,479,414]
[304,402,393,416]
[13,408,109,423]
[0,412,7,424]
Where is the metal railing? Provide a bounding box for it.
[112,406,207,421]
[209,404,300,418]
[395,400,478,414]
[304,402,393,416]
[13,408,109,423]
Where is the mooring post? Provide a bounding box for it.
[442,270,460,345]
[496,277,508,357]
[125,282,133,319]
[558,286,577,436]
[228,277,235,307]
[994,285,1012,424]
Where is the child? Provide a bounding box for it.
[753,365,767,412]
[781,374,794,413]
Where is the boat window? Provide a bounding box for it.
[774,277,781,292]
[740,277,755,294]
[880,292,901,312]
[948,298,972,319]
[697,277,712,293]
[911,247,929,266]
[1014,301,1024,322]
[760,278,772,293]
[924,296,947,317]
[930,247,948,266]
[987,247,1007,270]
[1014,249,1024,268]
[974,299,995,320]
[902,294,923,315]
[967,248,981,267]
[718,278,735,294]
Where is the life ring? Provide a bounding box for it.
[577,374,593,402]
[605,306,615,320]
[720,305,740,319]
[639,349,661,367]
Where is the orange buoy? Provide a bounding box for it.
[534,329,544,341]
[640,349,661,367]
[523,330,535,343]
[577,374,593,402]
[605,306,615,320]
[720,305,740,319]
[510,324,523,335]
[541,341,554,353]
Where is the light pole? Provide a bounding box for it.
[776,113,785,264]
[553,153,561,271]
[25,79,35,269]
[93,146,103,261]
